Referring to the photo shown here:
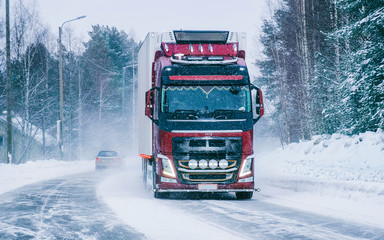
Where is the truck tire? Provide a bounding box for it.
[236,192,253,200]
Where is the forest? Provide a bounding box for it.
[0,1,139,163]
[0,0,383,162]
[257,0,384,144]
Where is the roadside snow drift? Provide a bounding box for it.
[255,130,384,228]
[0,160,93,195]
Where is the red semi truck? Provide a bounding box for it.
[138,31,263,199]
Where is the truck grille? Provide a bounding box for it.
[172,137,242,184]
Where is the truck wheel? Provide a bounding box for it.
[236,192,253,200]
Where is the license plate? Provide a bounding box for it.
[198,184,218,190]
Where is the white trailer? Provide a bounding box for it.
[137,32,176,156]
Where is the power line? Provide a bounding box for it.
[19,0,57,39]
[83,58,119,75]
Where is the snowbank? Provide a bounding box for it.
[0,160,93,195]
[257,130,384,181]
[255,130,384,228]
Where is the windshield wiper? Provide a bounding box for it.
[174,110,198,114]
[213,109,238,119]
[173,110,199,120]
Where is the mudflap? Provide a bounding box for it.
[146,160,153,191]
[142,158,154,191]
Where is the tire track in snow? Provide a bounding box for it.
[97,171,249,240]
[0,172,146,240]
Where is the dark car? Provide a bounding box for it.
[95,151,122,170]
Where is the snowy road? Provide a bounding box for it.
[1,169,384,240]
[99,169,384,240]
[0,172,145,240]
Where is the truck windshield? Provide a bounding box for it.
[161,85,251,113]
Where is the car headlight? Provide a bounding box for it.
[158,154,176,178]
[239,155,254,178]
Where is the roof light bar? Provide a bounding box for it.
[186,56,203,61]
[169,75,243,81]
[208,56,224,61]
[170,57,238,65]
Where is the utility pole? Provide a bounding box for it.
[58,15,86,160]
[6,0,12,164]
[122,66,127,119]
[122,51,136,153]
[78,69,83,160]
[58,25,64,160]
[131,48,136,153]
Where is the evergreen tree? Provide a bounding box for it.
[80,25,139,155]
[256,0,383,142]
[257,0,334,143]
[335,0,384,133]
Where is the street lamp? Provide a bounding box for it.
[122,62,136,152]
[58,15,86,159]
[121,51,137,153]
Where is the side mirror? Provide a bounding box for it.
[251,85,264,124]
[145,87,159,124]
[145,90,152,117]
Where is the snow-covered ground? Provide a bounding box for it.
[255,130,384,229]
[97,169,249,240]
[0,159,93,195]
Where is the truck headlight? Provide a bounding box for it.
[239,155,254,178]
[238,176,254,183]
[158,154,176,178]
[161,176,177,183]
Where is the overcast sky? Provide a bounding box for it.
[18,0,276,76]
[33,0,272,48]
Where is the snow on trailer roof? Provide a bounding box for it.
[173,30,229,44]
